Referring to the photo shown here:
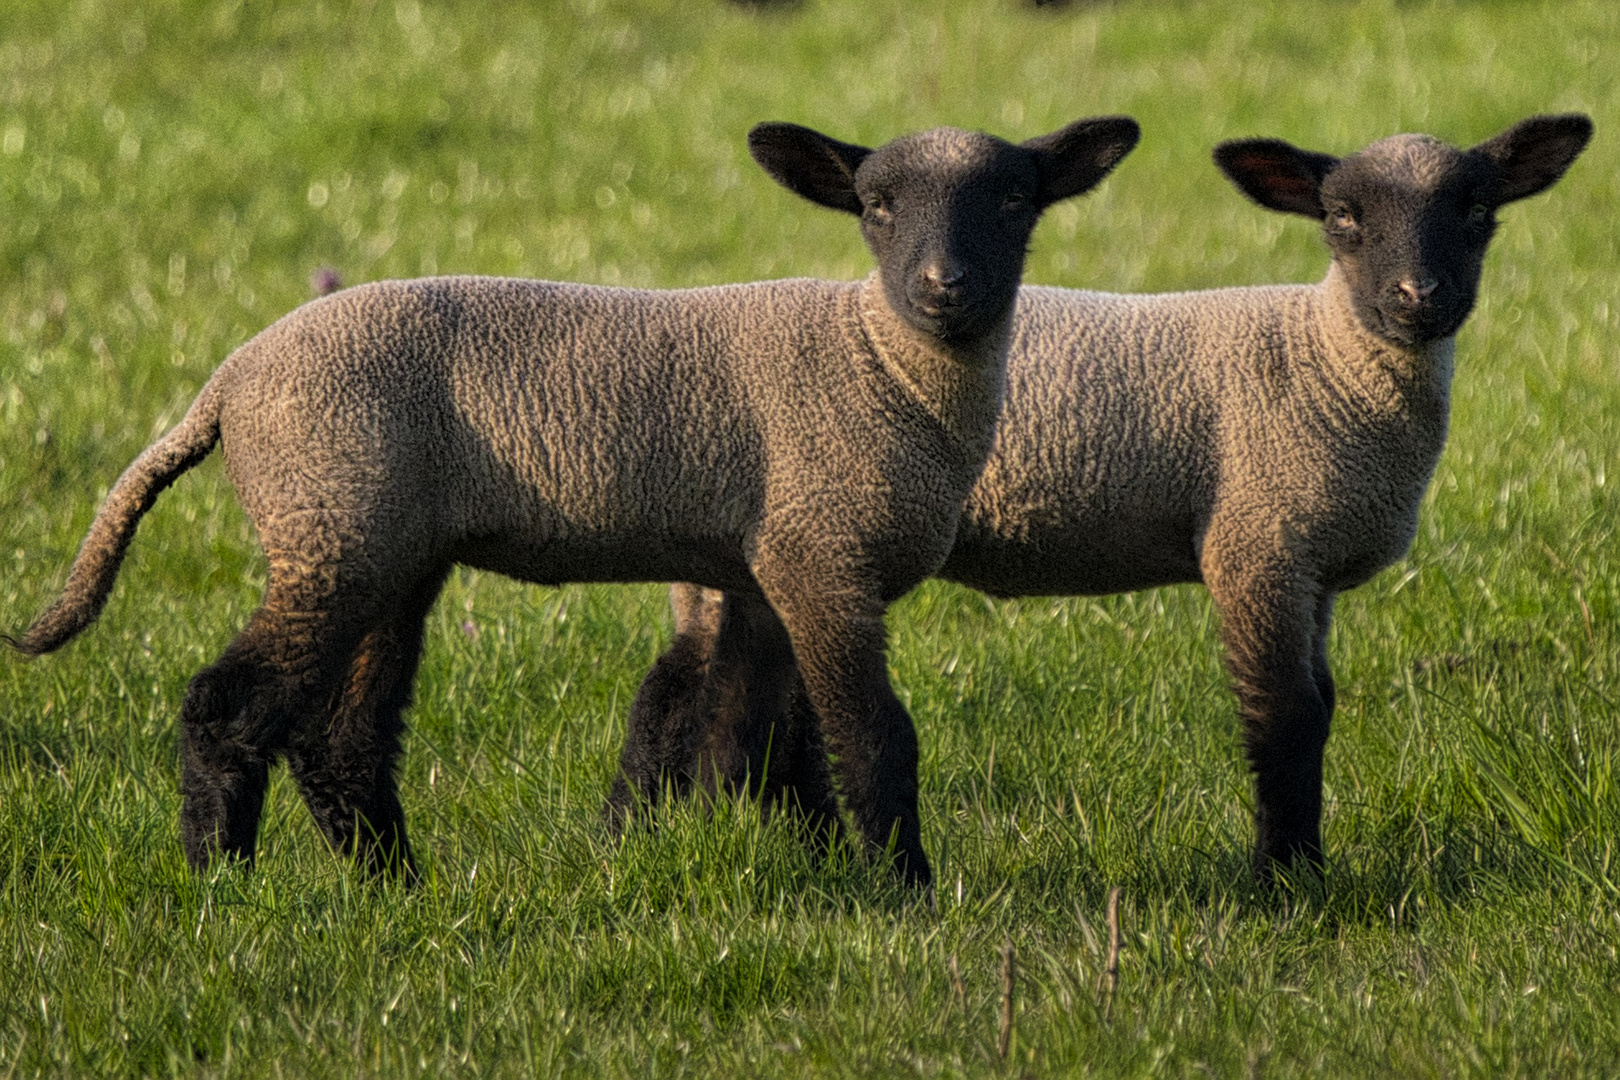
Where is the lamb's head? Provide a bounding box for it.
[748,116,1140,344]
[1214,114,1592,347]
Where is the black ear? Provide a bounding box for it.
[1020,116,1141,207]
[1471,113,1593,205]
[1213,138,1340,219]
[747,122,871,215]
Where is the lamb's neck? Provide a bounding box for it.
[1315,262,1456,424]
[854,273,1009,448]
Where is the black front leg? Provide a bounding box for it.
[1205,552,1334,877]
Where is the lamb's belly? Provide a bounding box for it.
[456,530,757,592]
[449,451,765,586]
[942,511,1202,598]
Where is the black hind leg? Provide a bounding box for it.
[691,590,797,801]
[178,573,386,872]
[610,586,843,852]
[283,568,447,882]
[178,662,273,870]
[606,585,725,830]
[697,592,841,848]
[757,674,841,853]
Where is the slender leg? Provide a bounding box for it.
[701,590,840,846]
[610,585,843,850]
[760,674,841,853]
[690,591,842,850]
[754,555,931,888]
[1204,545,1331,876]
[606,584,724,829]
[282,567,447,882]
[691,591,797,797]
[178,657,273,870]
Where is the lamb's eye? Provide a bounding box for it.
[1467,202,1490,225]
[1327,208,1357,231]
[864,195,892,221]
[1002,190,1030,211]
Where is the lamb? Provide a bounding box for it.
[8,116,1142,888]
[609,113,1593,876]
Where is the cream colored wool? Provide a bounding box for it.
[947,265,1449,603]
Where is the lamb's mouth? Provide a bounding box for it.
[908,298,992,341]
[1373,302,1467,347]
[913,300,961,322]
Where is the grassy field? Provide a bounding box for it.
[3,0,1619,1075]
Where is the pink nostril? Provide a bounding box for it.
[1399,278,1439,304]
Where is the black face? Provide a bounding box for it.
[746,117,1142,347]
[1214,115,1592,350]
[853,132,1044,343]
[1319,142,1500,346]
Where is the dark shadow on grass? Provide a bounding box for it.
[1092,815,1589,934]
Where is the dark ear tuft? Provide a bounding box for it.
[747,122,871,215]
[1021,116,1141,207]
[1213,139,1340,219]
[1471,113,1593,204]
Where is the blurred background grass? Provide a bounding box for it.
[3,1,1620,1076]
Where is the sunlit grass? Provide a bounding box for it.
[4,0,1620,1076]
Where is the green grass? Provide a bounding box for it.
[4,0,1620,1075]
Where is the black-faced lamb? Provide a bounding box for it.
[8,117,1141,888]
[609,113,1592,876]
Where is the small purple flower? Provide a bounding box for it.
[310,267,343,296]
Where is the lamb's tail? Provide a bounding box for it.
[6,381,225,656]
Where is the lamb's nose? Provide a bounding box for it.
[921,260,966,290]
[1397,278,1438,305]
